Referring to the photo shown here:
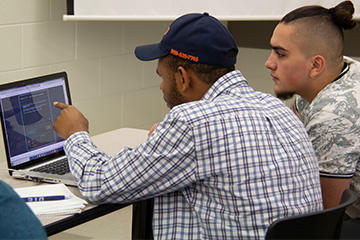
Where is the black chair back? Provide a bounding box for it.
[265,189,357,239]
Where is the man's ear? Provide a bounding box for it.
[310,55,325,79]
[176,66,191,93]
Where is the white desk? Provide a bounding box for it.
[0,128,148,236]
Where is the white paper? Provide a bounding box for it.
[14,183,87,216]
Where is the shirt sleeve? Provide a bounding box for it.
[305,109,359,178]
[64,114,198,204]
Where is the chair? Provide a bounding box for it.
[265,189,357,239]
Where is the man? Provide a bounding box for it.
[265,1,360,217]
[53,13,323,239]
[0,181,47,239]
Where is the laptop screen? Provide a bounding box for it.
[0,72,71,168]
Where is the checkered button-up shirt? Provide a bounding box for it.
[65,70,323,239]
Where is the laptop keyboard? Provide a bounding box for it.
[31,158,70,175]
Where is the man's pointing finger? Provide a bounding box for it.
[53,101,69,110]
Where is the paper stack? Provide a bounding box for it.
[14,183,87,217]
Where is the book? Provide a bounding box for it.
[14,183,87,217]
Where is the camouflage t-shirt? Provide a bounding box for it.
[296,56,360,218]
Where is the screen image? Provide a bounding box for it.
[0,77,69,167]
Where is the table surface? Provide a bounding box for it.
[0,128,148,233]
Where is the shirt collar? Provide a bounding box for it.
[201,70,248,101]
[332,62,350,83]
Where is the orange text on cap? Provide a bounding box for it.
[171,49,199,62]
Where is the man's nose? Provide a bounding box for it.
[265,54,275,70]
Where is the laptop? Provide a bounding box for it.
[0,72,76,186]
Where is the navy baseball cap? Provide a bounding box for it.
[135,13,238,67]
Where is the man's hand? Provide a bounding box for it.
[148,122,159,137]
[53,102,89,139]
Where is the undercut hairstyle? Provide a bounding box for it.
[280,1,356,62]
[163,55,235,85]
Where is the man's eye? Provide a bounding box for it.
[276,51,285,57]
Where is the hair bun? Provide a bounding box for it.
[328,7,336,15]
[330,0,357,30]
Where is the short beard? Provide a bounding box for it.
[167,75,188,109]
[276,91,295,100]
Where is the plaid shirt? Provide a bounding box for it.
[64,70,323,239]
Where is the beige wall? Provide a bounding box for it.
[0,0,359,163]
[0,0,171,161]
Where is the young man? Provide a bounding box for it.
[53,13,323,239]
[265,1,360,217]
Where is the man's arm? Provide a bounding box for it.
[320,176,352,209]
[61,112,197,204]
[302,105,357,209]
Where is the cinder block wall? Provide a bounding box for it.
[0,0,358,163]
